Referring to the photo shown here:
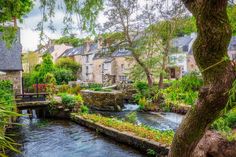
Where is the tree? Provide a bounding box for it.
[55,57,81,77]
[0,0,33,27]
[53,36,85,47]
[38,53,55,83]
[103,0,161,87]
[169,1,235,157]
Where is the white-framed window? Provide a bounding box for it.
[119,75,127,82]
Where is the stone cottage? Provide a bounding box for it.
[168,33,198,79]
[0,30,23,94]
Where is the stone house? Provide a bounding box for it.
[38,44,72,63]
[168,33,198,78]
[0,30,23,94]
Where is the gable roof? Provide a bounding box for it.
[0,30,22,71]
[61,46,85,57]
[172,36,193,48]
[112,48,132,57]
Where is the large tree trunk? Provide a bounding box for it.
[133,53,154,87]
[158,40,170,89]
[169,1,235,157]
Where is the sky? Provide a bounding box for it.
[19,0,155,52]
[19,0,107,51]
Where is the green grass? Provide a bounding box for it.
[73,113,174,146]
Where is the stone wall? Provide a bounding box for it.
[71,114,169,156]
[81,90,124,111]
[0,71,22,94]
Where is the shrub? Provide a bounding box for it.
[58,84,70,93]
[70,84,81,95]
[138,97,155,111]
[53,68,75,85]
[80,105,89,114]
[125,112,137,124]
[0,80,20,153]
[161,72,203,106]
[55,57,81,76]
[61,94,83,109]
[212,107,236,141]
[61,94,77,108]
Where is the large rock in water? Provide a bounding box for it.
[80,90,124,111]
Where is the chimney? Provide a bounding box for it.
[85,39,91,53]
[106,38,111,48]
[97,35,103,49]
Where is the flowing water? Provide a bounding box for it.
[94,104,184,131]
[8,110,145,157]
[8,104,184,157]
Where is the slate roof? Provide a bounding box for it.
[61,46,85,57]
[89,43,98,52]
[93,48,110,60]
[112,49,132,57]
[172,36,192,48]
[0,30,22,71]
[104,57,114,63]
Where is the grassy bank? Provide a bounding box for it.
[72,113,174,146]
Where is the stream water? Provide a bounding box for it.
[8,104,184,157]
[94,104,184,131]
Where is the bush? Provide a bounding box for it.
[55,57,81,76]
[54,68,75,85]
[212,107,236,141]
[0,80,20,153]
[61,94,77,108]
[61,94,83,109]
[138,97,155,111]
[125,112,137,124]
[80,105,89,114]
[161,72,203,106]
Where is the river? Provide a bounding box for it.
[8,104,184,157]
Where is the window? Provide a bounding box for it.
[86,66,89,75]
[86,55,89,63]
[119,75,127,82]
[182,45,188,52]
[121,64,124,72]
[169,56,177,63]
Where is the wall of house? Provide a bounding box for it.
[168,53,188,77]
[81,53,95,82]
[114,57,133,83]
[51,44,72,62]
[93,59,105,83]
[0,71,22,94]
[187,54,199,72]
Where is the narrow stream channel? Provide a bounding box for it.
[8,110,145,157]
[8,104,184,157]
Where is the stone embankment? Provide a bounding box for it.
[80,90,124,111]
[71,114,169,156]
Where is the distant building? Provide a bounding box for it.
[0,30,23,94]
[168,33,198,78]
[58,37,133,84]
